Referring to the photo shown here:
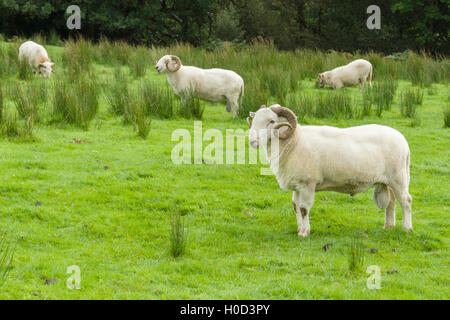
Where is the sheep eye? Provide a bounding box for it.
[270,120,275,124]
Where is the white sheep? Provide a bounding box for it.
[155,55,244,118]
[318,59,372,92]
[18,41,55,79]
[247,104,412,237]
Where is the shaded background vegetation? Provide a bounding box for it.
[0,0,448,54]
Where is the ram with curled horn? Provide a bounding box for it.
[248,104,413,238]
[155,55,244,118]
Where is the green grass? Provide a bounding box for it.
[0,40,448,299]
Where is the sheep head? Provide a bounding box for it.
[38,61,55,79]
[156,55,182,73]
[248,104,297,149]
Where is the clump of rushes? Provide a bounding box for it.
[314,90,354,119]
[11,83,39,122]
[400,87,423,118]
[105,67,130,116]
[0,84,3,122]
[371,78,398,117]
[179,96,204,120]
[52,74,99,128]
[170,213,187,258]
[239,77,267,118]
[347,235,365,276]
[17,58,33,80]
[361,87,373,117]
[286,92,314,121]
[129,46,148,78]
[63,37,94,79]
[444,105,450,128]
[124,90,151,139]
[140,80,174,119]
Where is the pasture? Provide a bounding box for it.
[0,37,449,299]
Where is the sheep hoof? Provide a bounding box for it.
[383,224,395,230]
[403,225,413,231]
[298,229,310,237]
[226,105,231,112]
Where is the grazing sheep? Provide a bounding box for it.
[19,41,55,79]
[155,55,244,118]
[247,104,412,237]
[318,59,372,92]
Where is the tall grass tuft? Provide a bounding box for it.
[11,83,39,121]
[129,46,149,78]
[179,96,205,120]
[52,74,99,128]
[0,85,3,122]
[370,78,398,117]
[0,233,16,290]
[105,68,130,116]
[286,92,314,121]
[140,80,174,119]
[170,213,187,258]
[361,88,373,117]
[18,59,33,80]
[347,235,365,276]
[444,105,450,128]
[239,77,267,117]
[1,107,19,137]
[400,88,423,118]
[63,37,94,79]
[314,90,354,119]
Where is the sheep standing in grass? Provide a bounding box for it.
[155,55,244,118]
[318,59,372,92]
[247,104,412,237]
[18,41,55,79]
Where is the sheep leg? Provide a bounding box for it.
[391,184,413,231]
[333,81,344,90]
[225,101,231,113]
[293,187,315,237]
[360,77,366,92]
[384,187,396,229]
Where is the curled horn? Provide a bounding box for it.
[270,106,297,139]
[166,55,181,72]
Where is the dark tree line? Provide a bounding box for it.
[0,0,448,53]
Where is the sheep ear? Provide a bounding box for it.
[259,104,266,110]
[249,112,256,118]
[50,62,55,67]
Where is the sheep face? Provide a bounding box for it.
[248,104,296,149]
[318,73,326,88]
[39,61,54,79]
[155,55,181,73]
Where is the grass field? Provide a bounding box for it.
[0,39,449,299]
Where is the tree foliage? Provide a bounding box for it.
[0,0,447,53]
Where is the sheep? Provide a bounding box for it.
[318,59,372,92]
[247,104,412,237]
[155,55,244,118]
[18,41,55,79]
